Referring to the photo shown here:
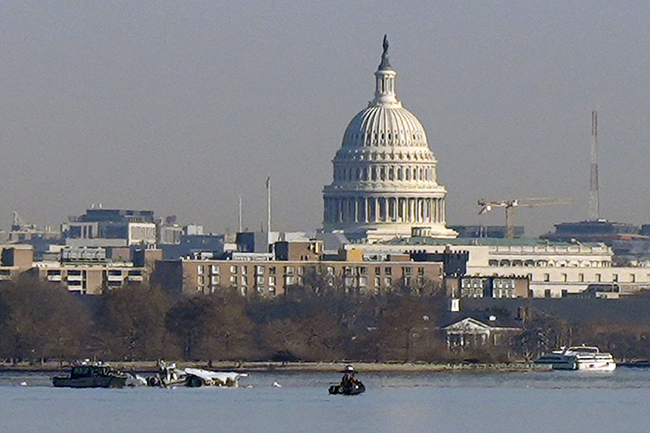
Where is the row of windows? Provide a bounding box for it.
[489,259,609,268]
[344,131,424,146]
[197,264,431,279]
[197,265,279,276]
[538,273,648,283]
[334,165,434,183]
[196,272,431,291]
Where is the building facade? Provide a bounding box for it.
[154,240,445,297]
[322,37,456,241]
[344,237,650,297]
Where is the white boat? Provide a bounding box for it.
[536,345,616,371]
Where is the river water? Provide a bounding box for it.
[2,368,650,433]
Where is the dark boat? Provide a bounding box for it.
[329,381,365,395]
[52,363,128,388]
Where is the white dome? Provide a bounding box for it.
[322,37,456,241]
[342,105,429,149]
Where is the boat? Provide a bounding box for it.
[329,381,366,395]
[147,361,248,388]
[536,345,616,371]
[329,364,365,395]
[52,362,128,388]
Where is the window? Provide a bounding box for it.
[418,267,424,276]
[385,267,392,276]
[211,265,220,274]
[596,273,602,282]
[269,267,276,275]
[241,276,248,285]
[403,267,413,275]
[358,267,367,275]
[562,273,567,282]
[198,265,204,275]
[374,277,381,287]
[255,265,265,275]
[285,266,295,275]
[612,274,618,282]
[230,265,237,274]
[375,266,381,275]
[544,273,550,282]
[631,274,636,283]
[211,275,220,285]
[579,273,584,282]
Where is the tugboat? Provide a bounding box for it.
[52,362,128,388]
[329,365,365,395]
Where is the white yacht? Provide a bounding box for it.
[536,345,616,371]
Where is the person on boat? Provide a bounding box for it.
[341,365,357,388]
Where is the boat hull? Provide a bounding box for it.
[52,376,127,388]
[329,382,365,395]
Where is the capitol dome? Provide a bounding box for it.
[322,36,456,241]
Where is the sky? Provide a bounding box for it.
[1,1,649,236]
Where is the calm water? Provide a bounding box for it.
[2,369,650,433]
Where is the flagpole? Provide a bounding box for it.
[238,195,243,233]
[266,176,272,248]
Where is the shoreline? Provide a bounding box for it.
[0,360,547,374]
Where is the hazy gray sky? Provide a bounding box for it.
[1,1,649,235]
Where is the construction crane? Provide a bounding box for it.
[477,197,571,239]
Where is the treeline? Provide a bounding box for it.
[2,276,650,363]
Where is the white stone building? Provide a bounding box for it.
[345,237,650,297]
[322,37,456,241]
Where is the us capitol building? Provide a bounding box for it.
[322,37,457,242]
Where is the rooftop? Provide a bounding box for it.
[382,236,607,248]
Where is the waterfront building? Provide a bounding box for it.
[322,37,456,241]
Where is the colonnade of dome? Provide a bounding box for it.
[324,196,445,225]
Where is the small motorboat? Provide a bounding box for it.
[52,362,128,388]
[329,381,365,395]
[329,364,365,395]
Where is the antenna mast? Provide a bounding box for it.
[588,110,600,221]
